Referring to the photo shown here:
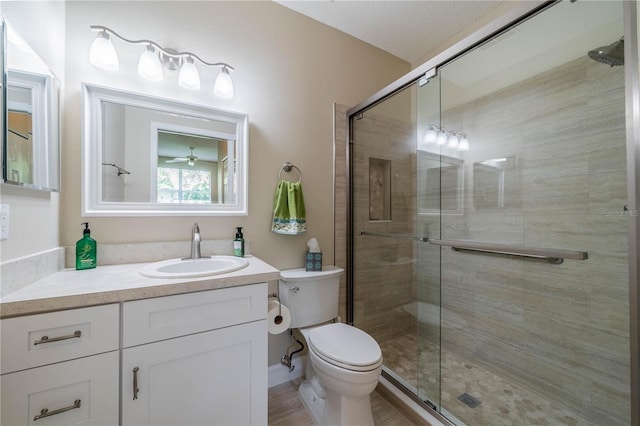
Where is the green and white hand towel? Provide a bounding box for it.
[272,180,307,235]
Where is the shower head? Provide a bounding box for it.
[588,37,624,67]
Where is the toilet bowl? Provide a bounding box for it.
[279,267,382,425]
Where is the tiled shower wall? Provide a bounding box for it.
[423,55,629,424]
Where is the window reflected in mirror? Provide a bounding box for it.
[7,85,33,185]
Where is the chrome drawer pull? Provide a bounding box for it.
[133,367,140,400]
[34,330,82,345]
[34,399,81,421]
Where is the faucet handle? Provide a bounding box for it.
[193,223,200,233]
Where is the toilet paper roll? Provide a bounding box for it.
[268,299,291,334]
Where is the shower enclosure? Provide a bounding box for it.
[347,1,639,425]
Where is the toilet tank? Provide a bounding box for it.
[278,266,344,328]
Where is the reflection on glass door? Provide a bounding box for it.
[420,1,629,424]
[351,82,423,403]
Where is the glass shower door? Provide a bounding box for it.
[350,83,423,400]
[415,71,443,412]
[421,1,629,425]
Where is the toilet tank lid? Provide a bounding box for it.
[279,266,344,282]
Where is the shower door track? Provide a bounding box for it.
[360,231,588,264]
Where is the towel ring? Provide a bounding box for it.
[279,162,302,183]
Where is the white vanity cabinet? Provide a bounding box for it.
[120,283,268,426]
[0,304,120,425]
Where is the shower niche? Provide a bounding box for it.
[368,157,391,221]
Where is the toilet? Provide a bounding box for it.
[279,267,382,426]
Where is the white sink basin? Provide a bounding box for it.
[140,256,249,278]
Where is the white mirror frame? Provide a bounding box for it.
[81,83,248,216]
[2,19,61,192]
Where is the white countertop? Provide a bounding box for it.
[0,256,280,318]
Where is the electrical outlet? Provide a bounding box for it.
[1,204,9,240]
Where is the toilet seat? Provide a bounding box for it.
[308,323,382,372]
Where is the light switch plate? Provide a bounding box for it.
[1,204,9,240]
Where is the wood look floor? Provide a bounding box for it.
[268,378,419,426]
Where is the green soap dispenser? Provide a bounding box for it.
[234,227,245,257]
[76,222,97,270]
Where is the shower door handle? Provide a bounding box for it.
[428,239,588,264]
[360,231,428,242]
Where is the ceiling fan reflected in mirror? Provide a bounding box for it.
[166,146,198,167]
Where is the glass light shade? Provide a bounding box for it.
[138,45,163,82]
[423,126,438,144]
[89,32,119,71]
[458,135,470,151]
[214,67,234,99]
[178,57,200,90]
[448,133,460,148]
[436,131,448,146]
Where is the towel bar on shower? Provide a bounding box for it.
[360,231,588,264]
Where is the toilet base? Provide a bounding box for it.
[299,380,326,424]
[298,378,375,426]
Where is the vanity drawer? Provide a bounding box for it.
[1,351,119,426]
[1,304,120,374]
[123,283,267,347]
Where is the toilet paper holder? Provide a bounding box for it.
[268,293,284,325]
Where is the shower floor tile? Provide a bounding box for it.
[379,333,600,426]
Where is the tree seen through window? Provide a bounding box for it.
[157,167,211,203]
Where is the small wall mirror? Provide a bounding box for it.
[82,84,248,216]
[2,18,60,191]
[473,156,520,210]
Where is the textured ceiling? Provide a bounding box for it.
[275,0,503,63]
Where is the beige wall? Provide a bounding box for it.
[0,0,409,265]
[0,1,65,261]
[56,1,408,271]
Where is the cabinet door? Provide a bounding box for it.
[122,320,267,426]
[1,351,119,426]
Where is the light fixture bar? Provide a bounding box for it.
[89,25,234,71]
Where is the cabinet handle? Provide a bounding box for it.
[133,367,140,400]
[34,399,81,421]
[34,330,82,345]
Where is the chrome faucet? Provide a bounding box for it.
[184,223,210,260]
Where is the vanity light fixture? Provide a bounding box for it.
[423,125,470,152]
[447,132,460,149]
[89,30,119,71]
[423,125,438,144]
[89,25,235,98]
[137,44,163,82]
[457,134,469,152]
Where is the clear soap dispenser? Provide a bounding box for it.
[76,222,97,270]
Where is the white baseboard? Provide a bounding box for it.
[268,355,306,388]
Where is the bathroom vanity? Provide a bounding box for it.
[0,256,278,425]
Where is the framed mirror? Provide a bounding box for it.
[81,84,248,216]
[2,18,60,191]
[418,151,464,215]
[473,156,520,210]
